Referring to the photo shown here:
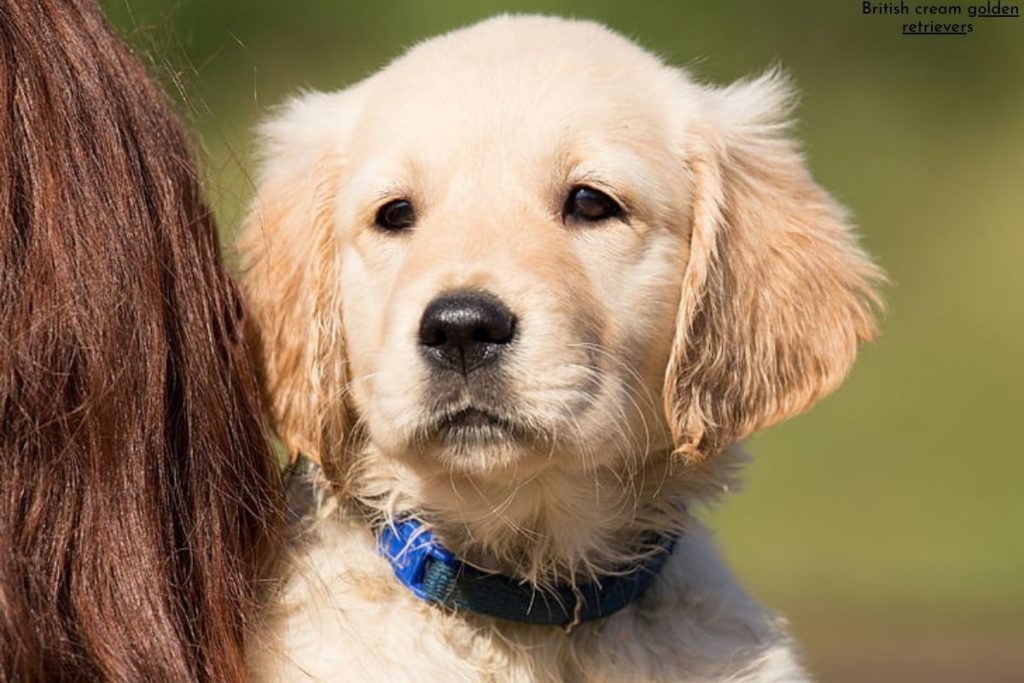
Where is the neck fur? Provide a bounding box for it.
[343,445,746,587]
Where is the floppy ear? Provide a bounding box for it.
[665,72,884,463]
[236,89,363,471]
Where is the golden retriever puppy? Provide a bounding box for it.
[239,15,882,683]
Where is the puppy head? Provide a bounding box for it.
[239,16,882,486]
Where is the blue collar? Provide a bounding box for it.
[378,517,677,627]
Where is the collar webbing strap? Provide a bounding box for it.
[378,517,676,627]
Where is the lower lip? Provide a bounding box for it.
[435,408,520,438]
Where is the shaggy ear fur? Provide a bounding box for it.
[665,72,884,463]
[237,90,362,471]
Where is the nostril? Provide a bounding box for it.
[473,309,515,345]
[417,290,517,373]
[419,322,447,347]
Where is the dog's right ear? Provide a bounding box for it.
[237,89,364,468]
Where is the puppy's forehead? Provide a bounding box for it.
[354,17,683,157]
[385,16,672,94]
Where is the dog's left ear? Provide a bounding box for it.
[665,72,884,463]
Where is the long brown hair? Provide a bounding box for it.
[0,1,282,680]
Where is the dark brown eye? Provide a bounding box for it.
[375,199,416,231]
[564,186,622,222]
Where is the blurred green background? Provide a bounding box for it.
[101,1,1023,680]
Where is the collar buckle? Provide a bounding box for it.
[378,518,457,601]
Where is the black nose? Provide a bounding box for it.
[418,291,516,374]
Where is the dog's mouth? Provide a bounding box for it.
[427,406,530,443]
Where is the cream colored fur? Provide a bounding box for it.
[238,15,882,682]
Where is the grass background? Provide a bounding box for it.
[101,1,1024,680]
